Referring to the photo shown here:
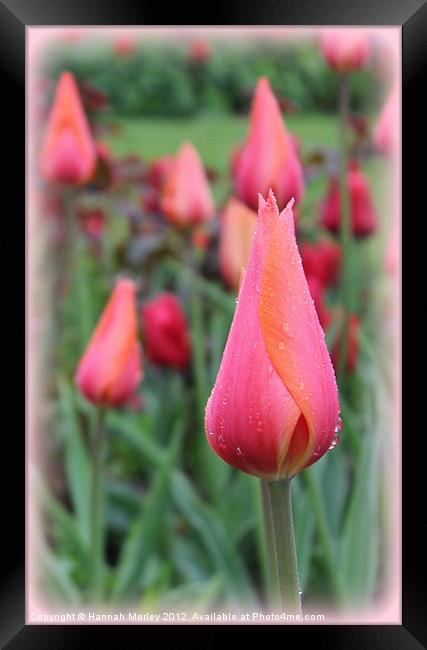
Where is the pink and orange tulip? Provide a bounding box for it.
[219,197,257,290]
[40,72,96,185]
[160,143,215,226]
[76,278,142,407]
[233,77,304,211]
[320,29,372,72]
[205,191,341,480]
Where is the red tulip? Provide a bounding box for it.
[189,39,211,63]
[115,36,136,56]
[331,314,360,373]
[219,197,257,290]
[234,77,304,211]
[205,191,341,480]
[320,29,372,72]
[142,292,192,369]
[374,83,399,156]
[148,155,174,191]
[161,143,215,226]
[40,72,96,185]
[76,279,142,407]
[306,275,331,330]
[320,163,377,237]
[301,239,341,287]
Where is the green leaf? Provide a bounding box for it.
[57,377,91,546]
[111,423,182,600]
[171,471,255,604]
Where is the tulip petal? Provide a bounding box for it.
[258,194,340,475]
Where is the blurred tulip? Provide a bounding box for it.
[320,29,372,72]
[234,77,304,211]
[77,206,105,238]
[306,275,331,330]
[374,83,399,156]
[301,238,341,286]
[161,143,215,226]
[192,225,211,251]
[76,279,142,407]
[321,163,377,237]
[148,155,174,190]
[331,313,360,373]
[115,35,136,56]
[219,197,257,290]
[40,72,96,185]
[189,39,211,63]
[142,293,192,369]
[205,191,341,480]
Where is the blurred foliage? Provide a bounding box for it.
[42,38,385,118]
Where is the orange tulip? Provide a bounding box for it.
[205,192,340,480]
[40,72,96,185]
[76,279,142,407]
[161,143,215,226]
[234,77,304,211]
[219,197,257,290]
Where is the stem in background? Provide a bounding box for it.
[89,407,106,602]
[303,468,345,601]
[63,188,92,343]
[265,479,302,615]
[337,72,352,385]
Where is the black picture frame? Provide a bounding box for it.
[3,0,424,645]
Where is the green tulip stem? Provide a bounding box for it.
[264,479,302,616]
[89,407,106,602]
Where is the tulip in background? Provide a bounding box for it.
[75,277,142,601]
[233,77,304,211]
[219,197,257,290]
[320,29,372,72]
[320,162,377,238]
[161,142,215,226]
[142,292,192,369]
[331,313,360,374]
[300,238,341,287]
[40,71,97,185]
[306,274,331,330]
[76,278,142,407]
[205,191,341,613]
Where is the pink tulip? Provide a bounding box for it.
[76,279,142,407]
[320,29,372,72]
[40,72,96,185]
[205,191,340,480]
[161,143,215,226]
[234,77,304,211]
[219,197,258,290]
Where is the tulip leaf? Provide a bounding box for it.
[111,422,183,600]
[57,377,91,547]
[171,471,255,604]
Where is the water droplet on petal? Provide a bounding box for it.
[278,341,285,350]
[236,447,242,456]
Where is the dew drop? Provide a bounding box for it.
[208,430,214,436]
[335,415,343,433]
[278,341,285,350]
[299,381,305,390]
[218,435,226,449]
[328,433,340,450]
[236,447,242,456]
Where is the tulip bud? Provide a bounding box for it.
[320,163,377,237]
[301,238,341,287]
[320,29,372,72]
[234,77,304,211]
[219,197,257,290]
[141,292,192,369]
[331,313,360,373]
[161,143,215,226]
[205,191,341,480]
[40,72,97,185]
[75,279,142,407]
